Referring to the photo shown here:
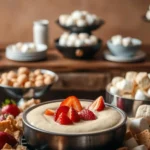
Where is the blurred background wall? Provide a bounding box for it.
[0,0,149,46]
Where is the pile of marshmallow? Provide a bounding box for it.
[59,10,101,27]
[111,35,134,47]
[59,32,98,47]
[11,42,37,53]
[109,71,150,100]
[118,104,150,150]
[145,5,150,20]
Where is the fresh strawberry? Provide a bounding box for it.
[88,96,105,111]
[44,109,55,116]
[1,104,20,117]
[0,131,18,149]
[67,107,80,122]
[60,96,83,112]
[57,112,73,125]
[54,106,69,121]
[79,109,96,120]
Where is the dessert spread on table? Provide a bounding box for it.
[27,96,122,134]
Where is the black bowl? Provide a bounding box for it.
[55,38,102,59]
[56,20,105,33]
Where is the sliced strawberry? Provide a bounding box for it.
[68,107,80,122]
[54,106,69,121]
[79,109,96,120]
[60,96,83,112]
[44,109,55,116]
[57,112,73,125]
[1,104,20,117]
[89,96,105,111]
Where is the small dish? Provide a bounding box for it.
[56,20,104,33]
[55,38,102,59]
[6,43,48,62]
[104,50,146,63]
[107,39,142,57]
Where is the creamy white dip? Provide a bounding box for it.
[27,101,123,134]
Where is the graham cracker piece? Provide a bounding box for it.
[16,145,27,150]
[0,120,13,132]
[13,130,21,141]
[136,129,150,148]
[2,143,13,150]
[4,128,14,136]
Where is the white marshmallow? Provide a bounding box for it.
[84,39,93,46]
[111,35,122,45]
[146,10,150,20]
[124,137,138,149]
[110,86,120,95]
[59,38,67,46]
[68,33,78,41]
[92,14,100,24]
[21,44,29,53]
[122,37,132,47]
[76,19,87,27]
[129,118,149,134]
[66,39,75,47]
[134,89,148,100]
[81,11,88,16]
[28,43,36,52]
[111,76,124,86]
[16,42,23,49]
[86,14,95,25]
[90,35,98,45]
[59,14,69,25]
[71,10,84,20]
[60,32,69,40]
[78,33,89,40]
[131,145,148,150]
[116,79,134,93]
[74,39,84,47]
[66,16,75,26]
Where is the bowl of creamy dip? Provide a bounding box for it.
[22,99,127,150]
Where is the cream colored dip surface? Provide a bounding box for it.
[26,101,123,134]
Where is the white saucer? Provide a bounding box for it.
[104,50,146,63]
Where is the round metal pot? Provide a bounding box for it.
[22,100,127,150]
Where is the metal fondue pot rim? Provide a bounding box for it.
[106,83,150,102]
[22,99,127,136]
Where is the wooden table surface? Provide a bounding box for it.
[0,44,150,72]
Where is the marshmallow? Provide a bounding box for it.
[131,145,148,150]
[66,39,75,47]
[59,14,69,25]
[111,76,124,86]
[71,10,84,20]
[135,72,150,90]
[84,39,93,46]
[86,14,95,25]
[68,33,78,41]
[110,86,120,95]
[116,79,134,94]
[76,19,87,27]
[74,39,84,47]
[134,89,148,100]
[21,44,29,53]
[124,137,138,149]
[111,35,122,45]
[146,10,150,20]
[78,33,89,40]
[81,11,88,16]
[129,118,149,134]
[122,37,132,47]
[66,17,75,26]
[60,32,69,40]
[125,71,137,82]
[90,35,98,45]
[59,38,67,46]
[16,42,23,49]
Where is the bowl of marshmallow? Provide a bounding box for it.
[57,10,104,33]
[107,35,142,57]
[55,32,102,59]
[106,71,150,117]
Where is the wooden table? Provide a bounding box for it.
[0,44,150,101]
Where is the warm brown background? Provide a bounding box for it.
[0,0,150,46]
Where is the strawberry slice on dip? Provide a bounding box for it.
[79,109,96,120]
[60,96,83,112]
[88,96,105,111]
[67,107,80,122]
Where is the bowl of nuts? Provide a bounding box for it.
[0,67,58,105]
